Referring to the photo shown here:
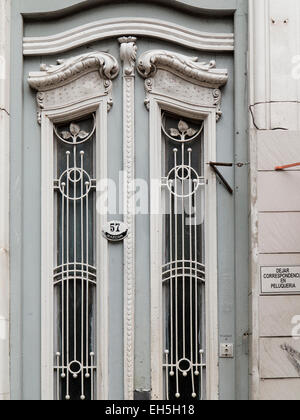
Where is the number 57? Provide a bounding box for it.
[110,223,120,233]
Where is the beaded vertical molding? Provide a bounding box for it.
[119,36,137,401]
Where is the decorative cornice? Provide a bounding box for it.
[28,52,119,91]
[20,0,238,20]
[137,50,228,89]
[119,37,137,77]
[23,18,234,56]
[28,52,119,123]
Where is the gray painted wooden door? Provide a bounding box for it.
[11,0,248,400]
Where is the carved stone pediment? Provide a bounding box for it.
[28,52,119,122]
[137,50,228,120]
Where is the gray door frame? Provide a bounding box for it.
[10,0,248,400]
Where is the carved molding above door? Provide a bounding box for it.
[23,17,234,56]
[119,36,138,77]
[137,50,228,119]
[28,52,119,122]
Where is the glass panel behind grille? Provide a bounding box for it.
[162,113,206,400]
[53,116,97,401]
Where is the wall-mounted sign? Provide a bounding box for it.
[102,221,128,242]
[261,266,300,294]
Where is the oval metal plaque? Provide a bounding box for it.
[102,221,128,242]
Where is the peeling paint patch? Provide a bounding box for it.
[281,343,300,376]
[0,318,7,341]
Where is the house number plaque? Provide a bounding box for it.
[103,221,129,242]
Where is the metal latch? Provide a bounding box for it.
[209,162,233,195]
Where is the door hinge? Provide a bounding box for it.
[236,162,249,168]
[243,332,250,355]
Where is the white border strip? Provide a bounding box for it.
[0,0,10,401]
[23,17,234,56]
[248,0,268,401]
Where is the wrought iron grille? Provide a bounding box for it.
[162,113,206,400]
[53,115,97,400]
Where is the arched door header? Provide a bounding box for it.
[23,17,234,56]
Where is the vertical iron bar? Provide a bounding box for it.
[85,183,89,380]
[188,149,196,398]
[174,149,180,398]
[61,185,65,379]
[80,151,84,400]
[181,143,185,360]
[169,182,174,374]
[73,145,77,362]
[66,151,70,400]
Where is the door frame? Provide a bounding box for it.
[39,99,109,400]
[10,0,248,400]
[148,96,219,399]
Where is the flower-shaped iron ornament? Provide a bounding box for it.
[170,120,197,141]
[61,123,89,142]
[162,116,204,199]
[162,116,203,144]
[54,116,96,146]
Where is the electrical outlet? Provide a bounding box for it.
[220,343,234,358]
